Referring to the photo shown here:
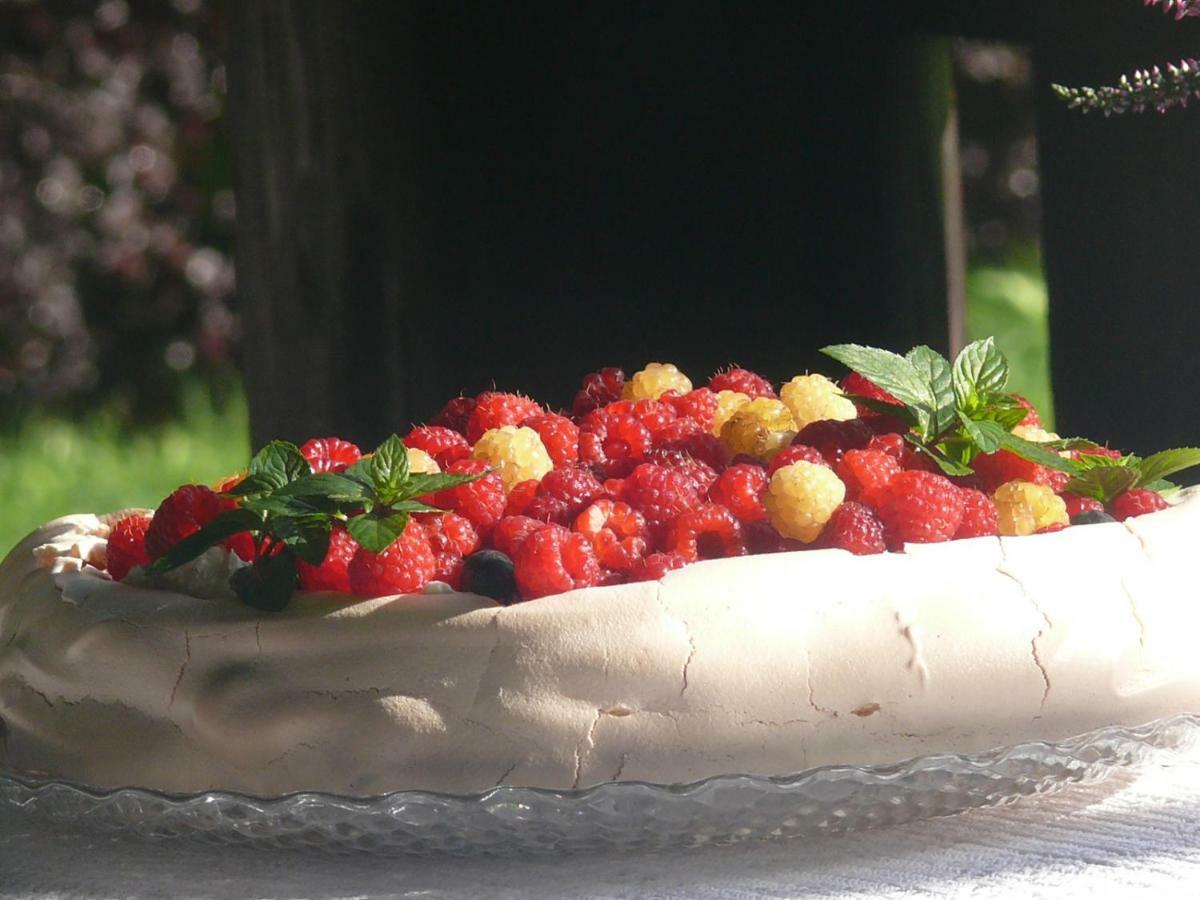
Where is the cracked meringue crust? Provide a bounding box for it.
[1,491,1199,797]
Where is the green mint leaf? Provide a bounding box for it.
[842,394,917,426]
[1143,479,1182,500]
[997,432,1078,474]
[230,552,298,612]
[347,510,410,553]
[903,434,973,476]
[244,440,310,492]
[820,344,936,434]
[1072,452,1138,473]
[148,508,263,574]
[1065,466,1140,503]
[270,516,332,566]
[1043,437,1104,452]
[951,337,1009,407]
[389,499,447,514]
[974,404,1028,432]
[958,414,1006,454]
[396,470,484,501]
[905,346,956,435]
[369,435,410,503]
[241,493,336,518]
[342,457,375,487]
[271,472,371,503]
[223,473,278,497]
[1134,447,1200,488]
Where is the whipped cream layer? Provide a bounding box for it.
[2,491,1199,797]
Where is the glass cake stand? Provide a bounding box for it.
[2,714,1197,857]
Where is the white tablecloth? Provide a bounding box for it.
[4,748,1200,899]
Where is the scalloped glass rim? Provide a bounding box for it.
[3,714,1198,857]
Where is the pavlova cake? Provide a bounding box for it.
[2,339,1198,797]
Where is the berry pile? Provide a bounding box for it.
[106,340,1199,609]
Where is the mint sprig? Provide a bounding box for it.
[825,338,1200,500]
[148,434,484,611]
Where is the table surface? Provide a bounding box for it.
[4,748,1200,900]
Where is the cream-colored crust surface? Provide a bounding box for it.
[1,491,1199,797]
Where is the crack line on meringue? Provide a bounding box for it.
[996,546,1051,707]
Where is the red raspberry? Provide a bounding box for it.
[492,515,544,557]
[874,471,966,547]
[578,408,653,479]
[972,450,1062,493]
[866,432,906,463]
[503,479,540,517]
[793,418,873,466]
[574,500,650,571]
[106,514,152,581]
[513,524,601,599]
[520,413,580,467]
[836,449,900,506]
[650,430,730,473]
[528,466,605,523]
[296,526,360,593]
[955,489,999,538]
[1063,494,1104,518]
[145,484,253,561]
[431,396,476,435]
[418,511,480,589]
[816,502,886,555]
[709,464,769,523]
[1012,394,1041,428]
[467,392,543,443]
[744,520,806,554]
[841,375,909,434]
[767,444,829,475]
[628,551,688,582]
[653,415,704,443]
[404,426,471,467]
[666,388,720,431]
[347,519,436,597]
[1110,488,1169,521]
[708,367,776,399]
[666,503,746,561]
[572,367,626,418]
[643,451,719,496]
[430,459,507,530]
[630,399,678,438]
[841,372,901,408]
[622,463,705,535]
[213,473,246,494]
[300,437,362,474]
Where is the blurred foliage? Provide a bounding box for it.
[966,245,1054,430]
[0,377,248,553]
[0,0,237,424]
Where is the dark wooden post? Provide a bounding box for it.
[227,4,964,446]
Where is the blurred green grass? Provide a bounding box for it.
[0,385,249,555]
[966,249,1054,431]
[0,256,1054,556]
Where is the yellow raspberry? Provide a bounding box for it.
[622,362,692,401]
[406,447,441,475]
[994,480,1069,536]
[719,397,797,461]
[710,390,752,436]
[472,425,553,491]
[780,373,857,430]
[764,460,846,543]
[1012,424,1061,443]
